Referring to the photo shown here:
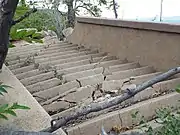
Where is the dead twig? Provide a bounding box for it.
[42,67,180,133]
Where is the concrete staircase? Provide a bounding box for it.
[5,37,180,135]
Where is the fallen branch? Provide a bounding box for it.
[11,8,37,25]
[42,67,180,133]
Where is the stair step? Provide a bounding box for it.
[20,72,55,86]
[103,72,162,91]
[8,45,43,54]
[38,53,105,67]
[106,66,155,81]
[16,69,44,80]
[12,65,35,75]
[48,72,162,117]
[63,67,104,82]
[57,60,126,76]
[33,81,80,102]
[26,78,61,94]
[43,44,78,50]
[66,76,180,135]
[55,59,92,70]
[38,46,79,55]
[109,62,140,72]
[77,74,104,87]
[35,50,79,59]
[42,87,79,114]
[35,52,87,63]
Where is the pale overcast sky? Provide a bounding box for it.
[31,0,180,19]
[101,0,180,19]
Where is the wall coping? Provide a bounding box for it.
[76,16,180,34]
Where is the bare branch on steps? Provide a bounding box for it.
[42,67,180,133]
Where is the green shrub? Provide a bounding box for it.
[0,82,30,120]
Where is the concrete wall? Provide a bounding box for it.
[68,16,180,71]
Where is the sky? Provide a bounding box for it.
[30,0,180,20]
[101,0,180,19]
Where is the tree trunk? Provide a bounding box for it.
[112,0,118,18]
[67,0,75,27]
[0,0,19,69]
[160,0,163,21]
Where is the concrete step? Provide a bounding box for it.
[8,62,34,70]
[16,69,45,80]
[8,44,43,53]
[51,77,180,127]
[109,62,140,72]
[48,72,162,117]
[56,60,126,76]
[43,44,78,50]
[38,53,106,67]
[77,74,105,87]
[38,46,79,55]
[102,72,162,91]
[34,48,92,61]
[35,52,87,63]
[33,81,80,102]
[12,65,36,75]
[63,67,104,82]
[26,78,62,94]
[106,66,155,81]
[20,71,55,86]
[67,90,180,135]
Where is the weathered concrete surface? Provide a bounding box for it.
[0,65,51,131]
[68,16,180,71]
[0,65,66,135]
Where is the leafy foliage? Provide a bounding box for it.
[0,83,30,120]
[144,108,180,135]
[10,29,44,44]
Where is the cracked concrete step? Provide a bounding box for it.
[7,51,103,70]
[77,74,104,87]
[63,67,104,82]
[51,77,180,120]
[35,52,106,64]
[37,53,106,66]
[42,87,79,115]
[16,69,45,80]
[34,50,81,60]
[47,72,162,117]
[11,65,36,75]
[106,66,155,81]
[8,44,44,53]
[38,46,79,55]
[34,48,91,60]
[56,60,127,76]
[6,51,39,61]
[26,78,62,94]
[8,62,34,70]
[43,44,78,51]
[54,59,124,73]
[20,71,55,86]
[35,51,88,63]
[7,45,87,62]
[34,74,104,102]
[33,81,80,102]
[108,62,140,73]
[67,90,180,135]
[102,72,162,91]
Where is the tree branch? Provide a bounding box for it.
[11,7,37,26]
[42,67,180,133]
